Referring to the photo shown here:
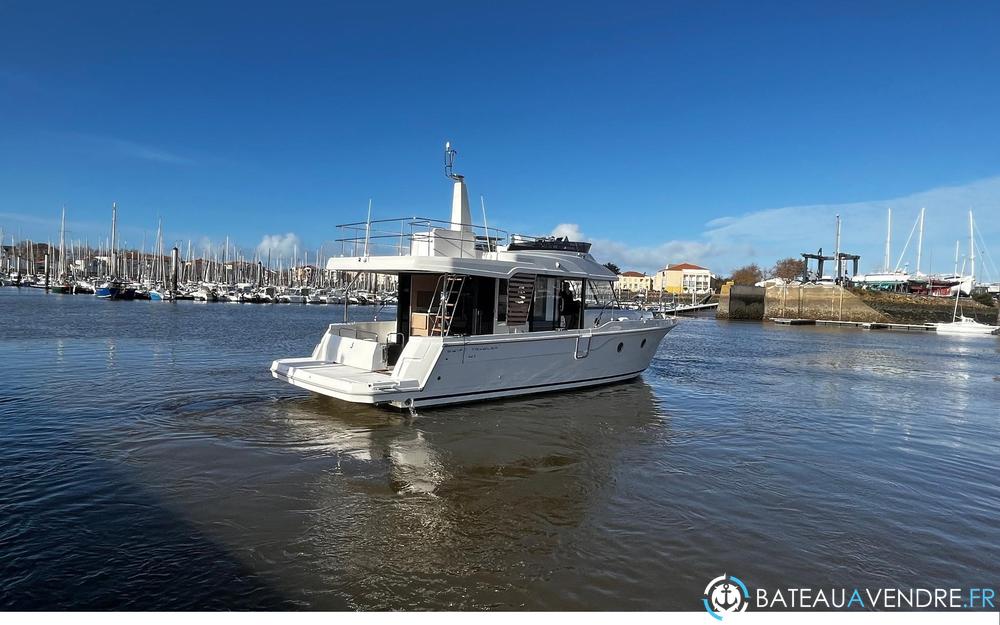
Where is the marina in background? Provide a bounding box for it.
[1,187,997,335]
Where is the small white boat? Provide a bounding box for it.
[934,315,999,336]
[933,251,998,335]
[279,286,310,303]
[192,286,217,302]
[256,286,278,303]
[270,143,677,408]
[325,289,346,304]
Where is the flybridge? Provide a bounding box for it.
[332,218,592,260]
[333,216,507,259]
[331,141,592,261]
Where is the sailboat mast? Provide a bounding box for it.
[883,207,892,273]
[969,209,975,283]
[110,202,118,277]
[834,214,841,281]
[154,218,162,285]
[953,258,966,321]
[915,207,924,275]
[58,206,66,279]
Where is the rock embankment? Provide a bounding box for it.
[855,290,998,325]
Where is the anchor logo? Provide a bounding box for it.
[715,583,740,610]
[703,574,749,621]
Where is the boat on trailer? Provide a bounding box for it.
[271,144,677,408]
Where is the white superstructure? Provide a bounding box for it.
[270,144,677,408]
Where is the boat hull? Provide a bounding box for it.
[934,324,999,335]
[95,286,136,300]
[271,319,676,408]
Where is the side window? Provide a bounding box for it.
[586,280,616,308]
[530,275,558,330]
[497,279,508,322]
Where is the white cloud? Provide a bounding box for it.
[57,132,195,165]
[551,223,585,241]
[551,223,722,273]
[256,232,302,258]
[553,176,1000,278]
[700,176,1000,276]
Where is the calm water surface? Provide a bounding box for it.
[1,287,998,609]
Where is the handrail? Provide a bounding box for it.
[332,216,511,257]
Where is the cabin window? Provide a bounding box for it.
[530,275,558,331]
[497,279,508,322]
[585,279,619,327]
[586,279,616,308]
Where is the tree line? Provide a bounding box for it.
[602,259,805,286]
[726,257,805,286]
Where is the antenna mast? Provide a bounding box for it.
[363,198,373,257]
[445,141,461,181]
[480,195,491,253]
[444,141,472,233]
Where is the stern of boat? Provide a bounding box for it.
[270,321,439,405]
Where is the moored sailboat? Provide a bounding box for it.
[934,249,998,336]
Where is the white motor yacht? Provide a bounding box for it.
[325,289,347,304]
[279,286,310,304]
[271,144,677,408]
[192,285,217,302]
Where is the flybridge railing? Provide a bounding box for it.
[333,217,511,258]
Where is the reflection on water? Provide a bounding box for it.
[0,288,998,609]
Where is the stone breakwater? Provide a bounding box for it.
[855,289,998,325]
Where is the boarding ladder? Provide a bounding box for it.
[430,274,467,336]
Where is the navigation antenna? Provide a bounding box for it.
[444,141,472,233]
[445,141,462,181]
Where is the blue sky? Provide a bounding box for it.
[1,1,999,278]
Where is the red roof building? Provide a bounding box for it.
[665,262,707,271]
